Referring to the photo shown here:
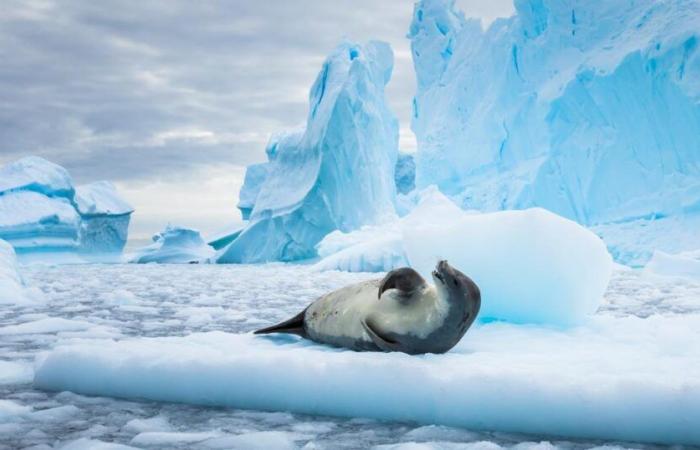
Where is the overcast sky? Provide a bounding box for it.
[0,0,513,241]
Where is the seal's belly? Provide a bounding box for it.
[303,280,449,351]
[304,280,380,349]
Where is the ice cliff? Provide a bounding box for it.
[217,41,399,263]
[409,0,700,242]
[0,157,133,258]
[394,152,416,195]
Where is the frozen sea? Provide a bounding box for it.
[1,263,698,450]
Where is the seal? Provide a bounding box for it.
[254,260,480,354]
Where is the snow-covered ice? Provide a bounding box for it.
[130,225,215,264]
[217,40,399,263]
[0,156,133,258]
[315,189,612,325]
[408,0,700,263]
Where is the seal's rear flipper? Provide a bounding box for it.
[253,309,307,337]
[361,319,402,352]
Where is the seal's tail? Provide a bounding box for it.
[253,309,307,337]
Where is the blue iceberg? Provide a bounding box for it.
[409,0,700,242]
[217,41,399,263]
[131,225,214,264]
[0,157,133,259]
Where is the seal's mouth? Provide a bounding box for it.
[432,260,448,284]
[432,270,444,283]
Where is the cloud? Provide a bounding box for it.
[0,0,513,237]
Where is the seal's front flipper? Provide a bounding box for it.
[378,267,426,299]
[361,319,402,352]
[254,309,307,337]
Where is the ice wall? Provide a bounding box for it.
[0,157,133,257]
[395,152,416,195]
[217,41,399,263]
[410,0,700,226]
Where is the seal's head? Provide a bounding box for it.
[432,260,481,311]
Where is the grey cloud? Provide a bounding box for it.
[0,0,512,183]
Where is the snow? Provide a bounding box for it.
[315,189,612,325]
[34,313,700,446]
[0,156,132,257]
[409,0,700,248]
[217,40,399,263]
[129,225,215,264]
[0,156,74,198]
[0,239,30,304]
[74,182,133,217]
[2,263,698,448]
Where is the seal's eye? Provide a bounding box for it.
[452,279,459,287]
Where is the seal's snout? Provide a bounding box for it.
[432,260,450,284]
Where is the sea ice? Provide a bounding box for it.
[409,0,700,258]
[217,40,399,263]
[34,312,700,446]
[0,360,33,385]
[315,189,612,325]
[3,262,697,448]
[129,225,214,264]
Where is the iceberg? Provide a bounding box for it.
[34,315,700,445]
[130,225,215,264]
[0,239,29,304]
[394,152,416,195]
[644,249,700,280]
[0,157,133,258]
[315,188,612,326]
[217,41,399,263]
[409,0,700,239]
[236,163,269,221]
[75,182,134,254]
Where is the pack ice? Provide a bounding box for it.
[409,0,700,262]
[130,225,214,264]
[0,157,133,258]
[315,188,612,325]
[217,41,399,263]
